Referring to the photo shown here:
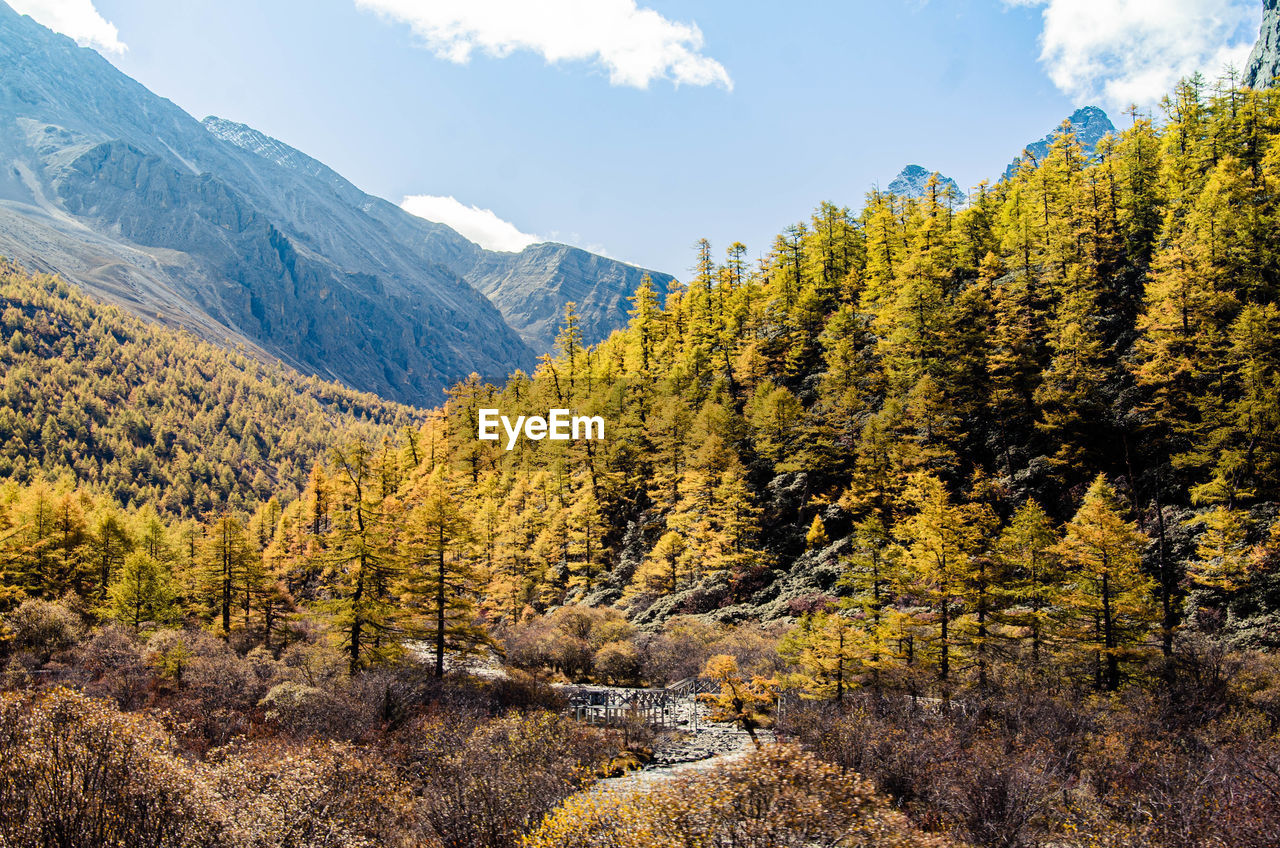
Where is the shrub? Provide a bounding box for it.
[636,616,719,685]
[0,687,221,847]
[259,681,367,740]
[485,669,567,713]
[3,598,82,663]
[552,635,594,681]
[209,738,418,848]
[506,607,641,681]
[778,687,1280,848]
[401,711,610,848]
[145,628,275,749]
[523,744,950,847]
[930,735,1063,848]
[594,640,641,685]
[74,623,150,707]
[503,618,561,673]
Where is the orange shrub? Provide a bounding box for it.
[522,744,951,848]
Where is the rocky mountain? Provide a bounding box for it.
[1004,106,1114,180]
[202,118,673,353]
[885,108,1116,203]
[1246,0,1280,89]
[0,2,669,404]
[462,242,670,351]
[886,164,965,201]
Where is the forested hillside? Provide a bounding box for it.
[0,259,416,515]
[4,72,1280,681]
[364,72,1280,688]
[3,72,1280,848]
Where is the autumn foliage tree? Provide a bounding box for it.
[1054,475,1156,690]
[699,653,777,748]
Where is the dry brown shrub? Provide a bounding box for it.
[2,598,83,663]
[209,738,421,848]
[400,710,611,848]
[0,687,222,848]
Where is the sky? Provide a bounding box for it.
[8,0,1265,277]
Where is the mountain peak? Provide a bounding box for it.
[1064,106,1114,144]
[1004,106,1115,180]
[1067,106,1108,125]
[886,165,965,202]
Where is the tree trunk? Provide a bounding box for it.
[977,559,989,692]
[221,532,231,634]
[1101,570,1119,691]
[1154,480,1174,659]
[435,527,446,679]
[349,556,364,676]
[835,628,844,704]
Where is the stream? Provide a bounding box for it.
[587,689,773,793]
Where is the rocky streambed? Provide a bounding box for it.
[598,695,772,792]
[557,681,774,791]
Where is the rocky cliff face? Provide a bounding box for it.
[1004,106,1114,180]
[886,164,965,201]
[0,1,670,402]
[464,243,670,350]
[202,117,674,354]
[1246,0,1280,88]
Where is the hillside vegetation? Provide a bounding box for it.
[2,73,1280,847]
[0,259,415,516]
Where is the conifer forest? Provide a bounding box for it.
[4,74,1280,847]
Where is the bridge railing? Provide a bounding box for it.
[564,685,680,728]
[563,678,722,729]
[665,677,717,699]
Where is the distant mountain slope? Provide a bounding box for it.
[0,1,530,405]
[1004,106,1114,180]
[202,118,674,353]
[0,2,669,402]
[1246,0,1280,88]
[885,165,965,201]
[463,242,671,350]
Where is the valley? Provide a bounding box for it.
[1,1,1280,846]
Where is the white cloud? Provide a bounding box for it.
[1009,0,1260,108]
[354,0,731,89]
[9,0,126,53]
[402,194,540,252]
[548,231,612,257]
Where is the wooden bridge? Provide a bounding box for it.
[564,677,718,729]
[565,685,677,728]
[664,676,718,699]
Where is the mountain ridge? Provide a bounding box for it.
[198,115,674,352]
[0,1,671,403]
[886,107,1115,205]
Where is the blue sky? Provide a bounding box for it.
[11,0,1264,277]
